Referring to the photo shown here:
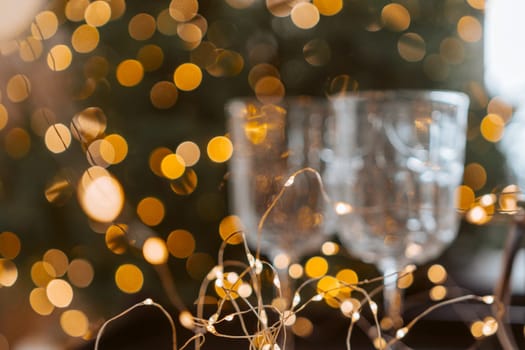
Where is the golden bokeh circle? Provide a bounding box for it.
[207,136,233,163]
[129,13,156,41]
[137,44,164,72]
[72,24,100,53]
[85,1,112,27]
[174,63,202,91]
[137,196,166,226]
[398,32,426,62]
[116,59,144,87]
[167,229,196,258]
[115,264,144,294]
[47,44,73,71]
[290,2,320,30]
[150,81,178,109]
[6,74,31,103]
[0,232,21,260]
[45,123,72,154]
[31,11,59,40]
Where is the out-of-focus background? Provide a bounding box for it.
[0,0,523,349]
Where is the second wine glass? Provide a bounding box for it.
[331,90,469,328]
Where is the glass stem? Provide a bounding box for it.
[379,258,405,329]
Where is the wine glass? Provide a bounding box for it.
[227,96,336,347]
[227,96,336,265]
[330,90,469,327]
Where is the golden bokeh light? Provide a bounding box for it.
[219,215,244,245]
[129,13,156,41]
[143,237,169,265]
[336,269,358,296]
[137,44,164,72]
[60,309,89,337]
[105,224,128,254]
[87,139,114,168]
[85,1,112,27]
[177,23,203,44]
[150,81,178,109]
[19,37,43,62]
[71,107,107,143]
[43,249,69,277]
[317,276,340,305]
[115,264,144,294]
[455,185,475,211]
[116,59,144,87]
[463,162,487,191]
[290,2,320,30]
[176,141,200,167]
[71,24,100,53]
[313,0,343,16]
[31,261,56,287]
[66,0,89,22]
[5,128,31,159]
[292,317,314,338]
[321,241,339,256]
[398,32,426,62]
[103,134,128,164]
[67,259,94,288]
[45,123,72,154]
[289,263,304,279]
[78,167,125,223]
[169,0,199,22]
[31,11,59,40]
[427,264,447,284]
[0,259,17,287]
[397,272,413,289]
[161,153,186,179]
[381,3,410,32]
[225,0,255,9]
[214,272,242,300]
[0,104,8,131]
[266,0,294,17]
[499,184,520,213]
[167,229,196,258]
[137,196,165,226]
[457,16,482,43]
[430,285,447,301]
[305,256,328,278]
[149,147,173,176]
[108,0,126,20]
[6,74,30,103]
[480,113,505,142]
[207,136,233,163]
[173,63,202,91]
[467,0,485,10]
[470,320,484,338]
[170,168,198,196]
[47,44,73,71]
[254,76,285,104]
[0,232,21,259]
[46,279,74,308]
[29,287,54,316]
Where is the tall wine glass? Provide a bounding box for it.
[331,90,469,327]
[227,97,336,347]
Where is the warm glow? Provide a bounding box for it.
[115,264,144,293]
[398,32,426,62]
[254,76,285,104]
[0,104,8,131]
[31,261,56,287]
[176,141,200,166]
[167,229,196,258]
[290,3,320,30]
[427,264,447,284]
[470,320,485,338]
[85,1,112,27]
[43,249,69,277]
[397,272,414,289]
[66,0,89,22]
[45,123,72,154]
[150,81,178,109]
[480,113,505,142]
[273,253,291,270]
[19,37,43,62]
[219,215,244,245]
[429,285,447,301]
[116,59,144,87]
[289,263,304,279]
[305,256,328,278]
[161,153,186,179]
[169,0,198,22]
[78,167,125,222]
[174,63,202,91]
[0,259,17,287]
[60,310,89,337]
[47,44,73,71]
[214,272,242,300]
[31,11,58,40]
[463,162,487,191]
[457,16,482,43]
[29,287,54,316]
[137,196,165,226]
[0,232,21,259]
[292,317,314,338]
[381,3,410,32]
[143,237,169,265]
[321,241,339,256]
[71,107,107,143]
[67,259,94,288]
[6,74,30,103]
[454,185,475,211]
[149,147,173,176]
[46,279,74,308]
[129,13,156,41]
[336,269,358,297]
[138,44,164,72]
[207,136,233,163]
[71,24,100,53]
[313,0,343,16]
[105,224,128,255]
[103,134,128,164]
